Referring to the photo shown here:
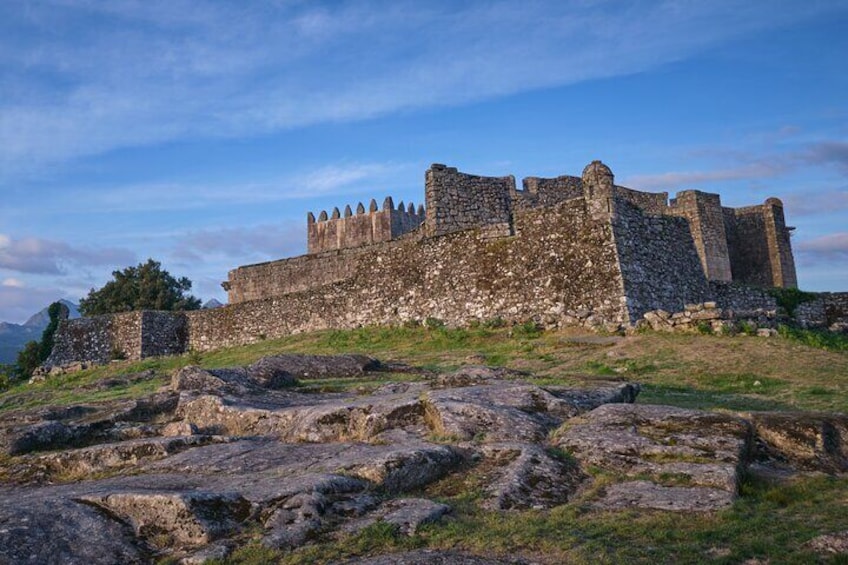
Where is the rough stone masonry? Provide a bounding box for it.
[47,160,846,366]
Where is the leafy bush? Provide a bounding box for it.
[768,287,816,317]
[424,317,445,330]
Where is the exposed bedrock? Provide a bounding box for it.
[0,354,844,563]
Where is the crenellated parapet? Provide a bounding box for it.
[307,196,425,254]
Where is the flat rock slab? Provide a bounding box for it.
[557,403,752,509]
[746,411,848,473]
[595,480,736,512]
[343,498,451,536]
[0,497,148,565]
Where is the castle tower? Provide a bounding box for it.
[582,160,615,219]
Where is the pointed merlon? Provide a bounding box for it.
[407,202,415,214]
[331,207,340,220]
[356,202,365,214]
[318,210,328,221]
[369,199,378,212]
[383,196,394,211]
[344,205,353,218]
[397,200,405,212]
[417,204,425,216]
[307,212,316,223]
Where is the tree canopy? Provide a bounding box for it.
[79,259,202,316]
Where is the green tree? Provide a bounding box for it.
[13,301,68,380]
[39,301,65,361]
[14,340,42,380]
[79,259,201,316]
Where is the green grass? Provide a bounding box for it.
[2,323,847,415]
[213,473,847,564]
[1,324,847,563]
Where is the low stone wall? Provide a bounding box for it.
[46,312,145,365]
[708,282,777,314]
[638,302,780,335]
[795,292,848,331]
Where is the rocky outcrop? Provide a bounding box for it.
[0,354,844,563]
[555,404,751,511]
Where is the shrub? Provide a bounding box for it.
[424,317,445,330]
[768,287,816,317]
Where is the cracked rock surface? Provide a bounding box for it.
[0,354,843,563]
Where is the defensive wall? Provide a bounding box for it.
[45,159,842,367]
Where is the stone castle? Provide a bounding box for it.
[47,160,846,366]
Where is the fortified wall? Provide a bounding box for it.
[47,159,841,367]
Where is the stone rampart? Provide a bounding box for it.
[611,197,710,320]
[424,164,515,237]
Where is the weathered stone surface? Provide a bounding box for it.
[556,404,751,510]
[805,530,848,555]
[595,480,736,512]
[747,411,848,473]
[343,498,451,536]
[1,392,180,456]
[27,436,225,482]
[81,491,251,547]
[0,497,147,565]
[479,442,584,510]
[423,382,639,443]
[247,353,382,380]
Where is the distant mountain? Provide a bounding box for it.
[202,298,224,309]
[0,300,80,365]
[22,299,81,328]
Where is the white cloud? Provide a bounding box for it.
[795,232,848,263]
[1,278,25,288]
[0,233,135,275]
[1,1,841,179]
[52,162,405,214]
[622,162,790,191]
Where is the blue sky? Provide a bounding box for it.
[1,0,847,323]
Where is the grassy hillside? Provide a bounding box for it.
[1,325,847,564]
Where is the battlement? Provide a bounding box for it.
[307,196,425,254]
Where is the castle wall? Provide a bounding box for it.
[726,205,775,287]
[424,164,515,237]
[613,185,669,215]
[188,198,628,350]
[516,175,583,209]
[723,199,797,289]
[611,198,710,321]
[669,190,733,282]
[763,198,797,288]
[139,311,188,358]
[46,312,144,365]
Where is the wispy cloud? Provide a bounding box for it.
[57,162,404,214]
[172,223,306,263]
[1,1,841,179]
[795,232,848,263]
[803,141,848,172]
[0,233,135,275]
[623,162,790,191]
[0,283,69,324]
[783,189,848,217]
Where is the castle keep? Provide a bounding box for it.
[48,159,846,367]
